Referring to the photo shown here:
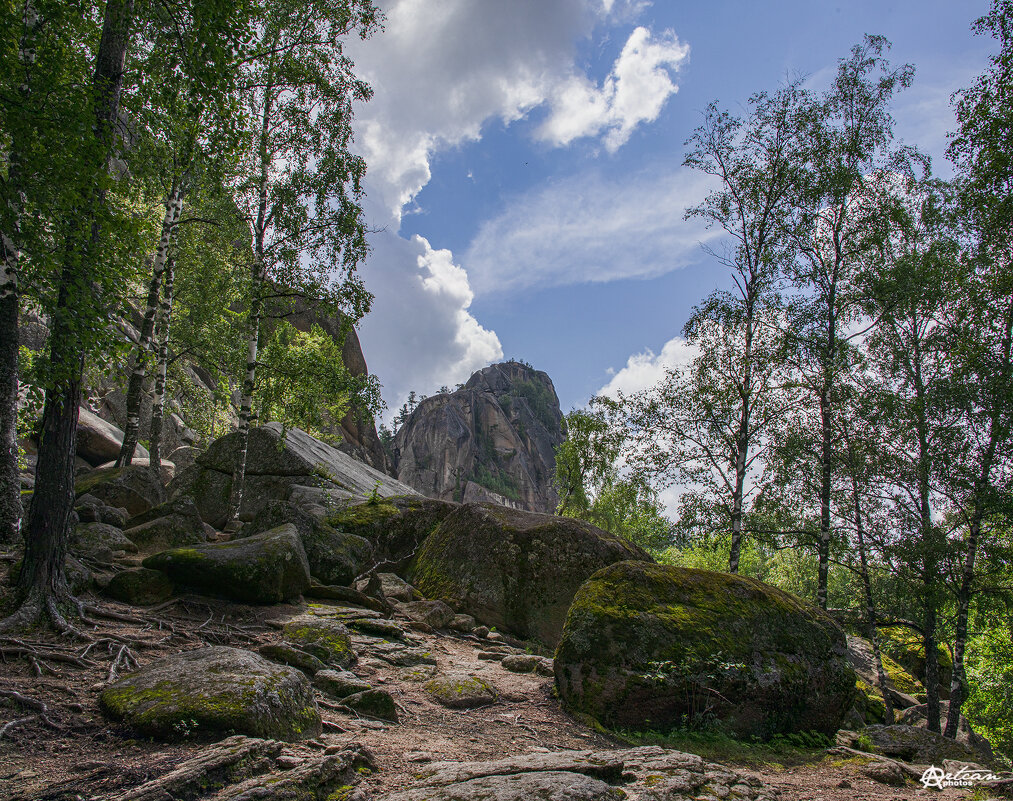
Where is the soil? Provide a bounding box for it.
[0,569,986,800]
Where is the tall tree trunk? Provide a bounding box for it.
[5,0,134,632]
[0,1,42,545]
[850,472,894,724]
[147,256,174,478]
[117,183,183,466]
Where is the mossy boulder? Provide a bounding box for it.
[142,524,310,604]
[105,567,174,606]
[554,561,856,740]
[257,643,327,675]
[71,522,137,561]
[862,724,979,764]
[99,646,320,741]
[243,501,373,586]
[326,495,457,570]
[75,465,165,517]
[313,669,371,698]
[846,635,925,724]
[400,600,455,629]
[123,497,208,551]
[880,626,952,698]
[424,673,498,709]
[282,615,356,668]
[409,503,652,645]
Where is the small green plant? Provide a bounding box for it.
[367,480,382,504]
[855,733,874,752]
[172,718,200,738]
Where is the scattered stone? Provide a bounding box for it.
[501,654,554,677]
[486,631,505,643]
[861,760,907,786]
[258,643,328,675]
[305,581,389,613]
[368,641,436,667]
[143,524,310,604]
[99,646,321,741]
[425,672,498,709]
[274,754,303,770]
[104,567,174,605]
[449,614,477,632]
[370,572,422,602]
[410,503,652,645]
[472,626,489,638]
[400,665,438,682]
[555,561,856,739]
[314,669,371,698]
[340,689,399,722]
[400,599,455,629]
[283,615,357,668]
[75,494,129,527]
[477,652,505,662]
[123,497,207,551]
[407,752,433,763]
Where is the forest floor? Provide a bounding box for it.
[0,560,985,801]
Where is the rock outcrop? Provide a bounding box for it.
[554,561,856,739]
[393,361,565,513]
[167,423,416,528]
[410,503,652,645]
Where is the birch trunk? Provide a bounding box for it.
[147,255,174,478]
[117,184,183,466]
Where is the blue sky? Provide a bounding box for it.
[344,0,994,422]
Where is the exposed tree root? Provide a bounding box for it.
[0,587,94,640]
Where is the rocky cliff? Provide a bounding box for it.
[392,362,565,513]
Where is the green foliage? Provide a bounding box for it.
[511,377,559,432]
[965,625,1013,760]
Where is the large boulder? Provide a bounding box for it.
[167,423,416,527]
[897,702,995,763]
[123,496,208,551]
[104,567,174,605]
[554,561,856,740]
[243,501,373,586]
[862,724,980,764]
[75,465,165,517]
[142,524,310,603]
[880,625,953,699]
[70,522,137,562]
[76,407,148,466]
[325,495,458,571]
[99,646,320,741]
[846,635,925,724]
[393,361,565,513]
[409,503,652,645]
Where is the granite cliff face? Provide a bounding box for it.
[392,362,565,513]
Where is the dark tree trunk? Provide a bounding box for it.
[4,0,134,632]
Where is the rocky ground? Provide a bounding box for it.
[0,573,991,801]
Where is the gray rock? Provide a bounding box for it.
[348,618,405,640]
[897,702,995,763]
[340,689,398,722]
[71,522,137,562]
[257,643,327,674]
[393,362,566,514]
[75,465,165,517]
[142,524,310,604]
[104,567,174,605]
[401,599,456,629]
[410,503,652,645]
[555,561,856,739]
[501,654,554,677]
[282,615,356,667]
[861,760,907,786]
[76,407,147,467]
[863,724,981,764]
[381,771,622,800]
[123,504,208,552]
[168,445,200,473]
[369,572,421,602]
[99,646,320,741]
[314,669,371,698]
[75,494,129,527]
[170,423,416,527]
[244,500,373,587]
[369,641,437,667]
[424,673,497,709]
[98,458,175,485]
[449,614,477,632]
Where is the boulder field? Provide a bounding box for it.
[554,561,857,739]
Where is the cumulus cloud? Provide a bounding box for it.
[344,1,692,414]
[597,336,699,399]
[463,166,718,294]
[538,26,690,151]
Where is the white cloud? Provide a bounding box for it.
[597,336,698,399]
[463,166,718,294]
[538,26,689,151]
[343,1,692,415]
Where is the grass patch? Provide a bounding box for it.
[612,727,832,769]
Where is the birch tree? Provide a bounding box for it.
[224,0,379,528]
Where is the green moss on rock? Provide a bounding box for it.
[99,646,320,741]
[105,567,174,606]
[409,502,653,645]
[283,616,356,668]
[424,673,498,709]
[554,561,856,740]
